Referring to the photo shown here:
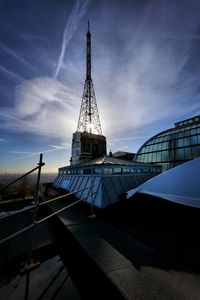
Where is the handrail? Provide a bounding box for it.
[39,185,93,206]
[0,192,96,245]
[0,185,94,220]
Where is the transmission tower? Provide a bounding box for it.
[77,21,102,135]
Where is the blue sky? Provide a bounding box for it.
[0,0,200,173]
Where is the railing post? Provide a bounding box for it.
[25,153,44,300]
[89,164,96,219]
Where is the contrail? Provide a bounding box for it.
[0,43,38,73]
[0,64,23,82]
[10,144,70,160]
[53,0,90,79]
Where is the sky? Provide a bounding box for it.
[0,0,200,173]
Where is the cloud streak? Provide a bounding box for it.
[53,0,90,79]
[0,65,23,82]
[10,144,70,160]
[0,77,79,140]
[0,43,38,73]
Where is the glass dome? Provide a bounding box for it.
[134,116,200,171]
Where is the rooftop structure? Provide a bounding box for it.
[127,157,200,208]
[53,156,161,208]
[71,22,106,165]
[112,151,135,161]
[134,115,200,171]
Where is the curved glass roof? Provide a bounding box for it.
[134,116,200,171]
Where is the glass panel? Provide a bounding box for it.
[183,130,191,137]
[176,138,184,148]
[177,132,184,138]
[175,148,185,160]
[191,146,200,158]
[114,167,121,174]
[147,153,152,162]
[191,135,197,145]
[148,145,154,152]
[94,168,102,174]
[103,168,113,174]
[184,147,192,159]
[152,152,157,162]
[156,151,162,162]
[136,155,142,162]
[161,142,168,150]
[161,150,168,161]
[197,135,200,144]
[157,143,162,151]
[191,129,197,135]
[183,137,191,146]
[197,127,200,134]
[145,146,150,153]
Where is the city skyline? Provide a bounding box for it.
[0,0,200,173]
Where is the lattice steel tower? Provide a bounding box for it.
[77,21,102,135]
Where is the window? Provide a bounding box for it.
[183,137,191,147]
[191,146,200,158]
[176,138,184,148]
[175,148,185,160]
[143,154,148,163]
[161,150,168,161]
[94,168,102,174]
[103,168,113,174]
[197,127,200,134]
[152,152,157,162]
[161,142,168,150]
[191,135,197,145]
[114,167,122,174]
[184,148,192,159]
[147,153,152,162]
[156,151,162,162]
[197,135,200,144]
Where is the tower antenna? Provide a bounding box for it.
[77,21,102,135]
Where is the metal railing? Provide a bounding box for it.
[0,153,96,300]
[0,185,94,245]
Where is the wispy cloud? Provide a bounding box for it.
[10,144,71,160]
[17,33,47,41]
[0,77,79,139]
[0,65,23,82]
[157,32,200,41]
[53,0,90,79]
[0,43,38,73]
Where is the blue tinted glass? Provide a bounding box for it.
[161,142,168,150]
[197,135,200,144]
[183,130,191,137]
[176,138,184,147]
[147,153,152,162]
[178,132,184,138]
[161,150,169,161]
[191,128,197,135]
[191,146,200,158]
[156,151,162,162]
[157,143,162,150]
[175,148,185,160]
[184,147,192,159]
[183,137,191,146]
[191,135,197,145]
[152,152,157,162]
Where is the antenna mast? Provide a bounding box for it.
[77,21,102,135]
